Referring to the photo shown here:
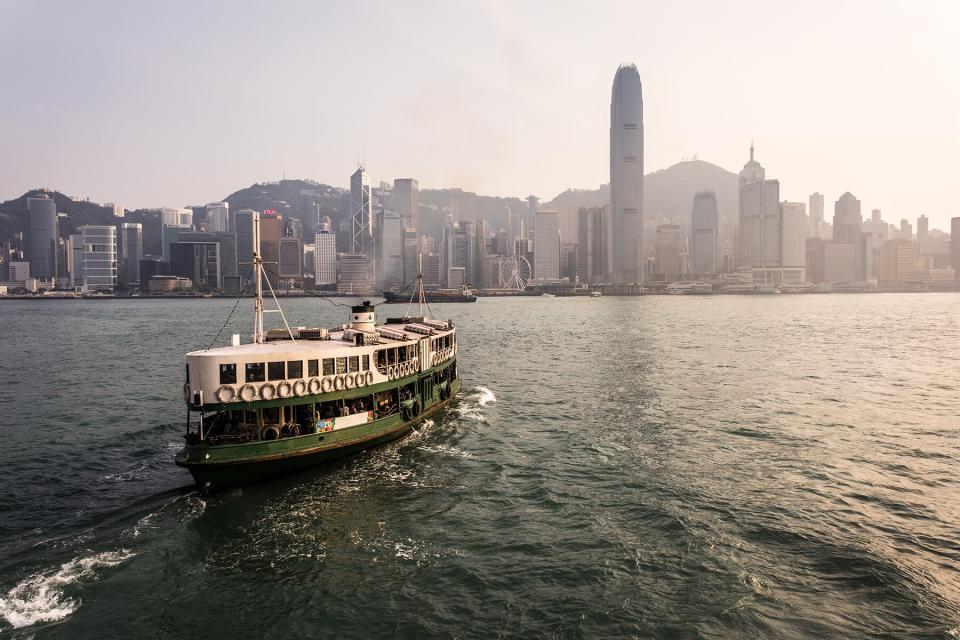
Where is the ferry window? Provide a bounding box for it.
[261,407,280,424]
[245,362,265,383]
[287,360,303,378]
[335,357,347,374]
[308,359,319,377]
[268,361,285,380]
[219,364,237,385]
[322,358,335,376]
[362,354,370,371]
[348,356,359,373]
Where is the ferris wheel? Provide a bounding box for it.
[498,255,532,291]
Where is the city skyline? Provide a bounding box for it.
[1,2,959,228]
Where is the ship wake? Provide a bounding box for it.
[0,549,135,629]
[456,386,496,422]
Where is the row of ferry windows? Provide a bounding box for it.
[219,354,371,385]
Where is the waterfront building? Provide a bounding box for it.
[278,236,303,285]
[206,202,230,233]
[780,201,806,278]
[422,253,441,288]
[877,239,916,283]
[824,242,858,283]
[610,63,644,282]
[917,215,929,253]
[576,205,611,283]
[314,229,337,286]
[534,208,561,281]
[805,237,825,284]
[72,225,117,292]
[376,209,404,288]
[8,260,30,285]
[690,191,719,274]
[170,242,222,290]
[28,196,58,279]
[337,253,373,294]
[526,196,539,242]
[654,224,683,277]
[120,223,143,289]
[394,179,419,236]
[871,209,884,240]
[809,192,824,238]
[833,192,862,244]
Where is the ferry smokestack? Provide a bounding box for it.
[350,300,375,331]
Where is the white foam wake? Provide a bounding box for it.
[0,549,135,629]
[474,386,496,406]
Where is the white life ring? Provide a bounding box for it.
[260,383,277,400]
[321,377,333,393]
[277,381,293,398]
[216,385,236,403]
[355,371,366,387]
[334,375,345,391]
[344,373,356,389]
[365,370,374,385]
[431,353,438,366]
[239,384,257,403]
[307,378,321,394]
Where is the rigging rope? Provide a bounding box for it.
[205,267,255,350]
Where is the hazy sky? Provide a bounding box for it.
[1,1,958,228]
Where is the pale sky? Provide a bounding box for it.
[1,1,958,229]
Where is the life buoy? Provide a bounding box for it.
[216,385,236,403]
[334,375,345,391]
[260,383,277,400]
[262,425,279,440]
[355,371,366,387]
[387,367,394,381]
[321,377,333,393]
[277,381,293,398]
[239,384,257,402]
[365,370,374,385]
[344,373,355,389]
[293,379,307,396]
[288,423,301,437]
[307,378,321,394]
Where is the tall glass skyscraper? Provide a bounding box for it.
[609,64,644,283]
[28,196,58,280]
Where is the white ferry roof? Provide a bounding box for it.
[186,325,451,359]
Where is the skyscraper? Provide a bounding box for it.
[350,166,375,285]
[833,192,865,281]
[393,179,419,236]
[260,211,282,285]
[314,220,337,287]
[576,206,611,283]
[376,209,403,288]
[610,64,644,282]
[73,225,117,292]
[205,202,229,233]
[808,193,824,238]
[28,196,58,280]
[534,208,560,281]
[120,223,143,289]
[916,214,928,253]
[234,210,257,283]
[780,201,806,275]
[900,219,913,243]
[690,191,719,274]
[654,224,683,277]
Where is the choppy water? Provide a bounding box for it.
[0,294,958,638]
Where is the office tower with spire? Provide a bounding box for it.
[610,64,644,282]
[690,191,719,274]
[737,144,782,281]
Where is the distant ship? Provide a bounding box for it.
[176,217,461,493]
[381,287,477,304]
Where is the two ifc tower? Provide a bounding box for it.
[610,63,644,283]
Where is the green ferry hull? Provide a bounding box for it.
[176,377,460,493]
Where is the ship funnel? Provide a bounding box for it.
[350,300,375,331]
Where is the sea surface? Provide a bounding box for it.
[0,294,958,639]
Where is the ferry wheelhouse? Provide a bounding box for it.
[175,217,461,492]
